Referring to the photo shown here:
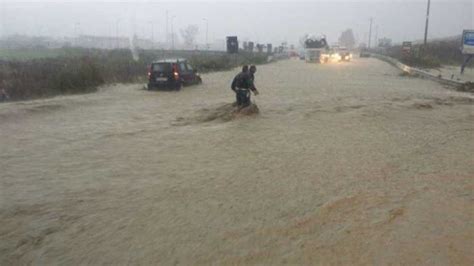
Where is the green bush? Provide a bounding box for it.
[0,48,269,101]
[381,37,472,69]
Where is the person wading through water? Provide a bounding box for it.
[231,65,259,107]
[249,65,257,83]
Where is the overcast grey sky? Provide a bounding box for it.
[1,0,472,46]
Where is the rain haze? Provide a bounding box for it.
[1,0,473,46]
[1,0,474,265]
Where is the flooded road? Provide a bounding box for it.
[1,58,473,265]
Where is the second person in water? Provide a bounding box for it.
[231,65,259,107]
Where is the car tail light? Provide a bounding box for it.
[172,64,179,80]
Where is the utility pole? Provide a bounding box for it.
[368,17,373,49]
[423,0,431,46]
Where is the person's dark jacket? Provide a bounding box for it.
[231,72,256,92]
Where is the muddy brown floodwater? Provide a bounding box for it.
[1,58,473,265]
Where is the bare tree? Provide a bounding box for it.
[339,29,356,48]
[180,25,199,49]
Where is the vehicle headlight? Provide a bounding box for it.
[331,53,341,61]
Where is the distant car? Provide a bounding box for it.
[337,47,352,61]
[147,59,202,90]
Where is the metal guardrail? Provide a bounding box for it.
[370,53,465,87]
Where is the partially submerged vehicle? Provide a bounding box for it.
[147,59,202,90]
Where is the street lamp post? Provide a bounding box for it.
[74,22,80,47]
[149,21,154,50]
[116,19,120,49]
[375,25,379,48]
[368,18,373,49]
[202,18,208,50]
[166,10,168,47]
[0,1,5,38]
[171,15,176,50]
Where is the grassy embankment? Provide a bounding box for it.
[378,37,473,69]
[0,48,269,101]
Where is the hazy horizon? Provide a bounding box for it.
[1,0,472,46]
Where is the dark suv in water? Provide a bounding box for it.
[147,59,202,90]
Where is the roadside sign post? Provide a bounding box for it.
[402,41,412,57]
[226,36,239,54]
[461,30,474,74]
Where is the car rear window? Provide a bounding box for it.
[179,62,187,72]
[152,63,172,72]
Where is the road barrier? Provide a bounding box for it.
[370,53,465,88]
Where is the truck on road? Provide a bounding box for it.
[304,36,329,63]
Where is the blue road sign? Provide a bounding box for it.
[462,30,474,54]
